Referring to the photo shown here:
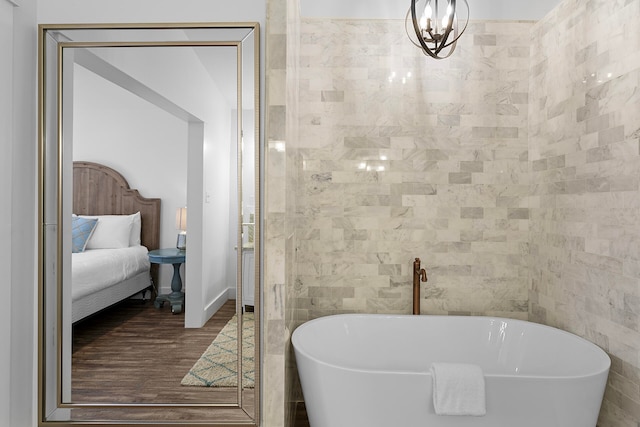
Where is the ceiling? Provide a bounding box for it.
[300,0,564,20]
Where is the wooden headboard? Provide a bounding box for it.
[73,161,162,283]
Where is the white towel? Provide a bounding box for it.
[430,362,486,416]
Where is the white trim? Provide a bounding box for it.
[0,1,12,424]
[201,289,231,328]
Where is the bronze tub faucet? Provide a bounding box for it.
[413,258,428,315]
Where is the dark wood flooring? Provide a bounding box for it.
[70,298,255,422]
[294,402,311,427]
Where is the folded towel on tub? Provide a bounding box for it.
[430,362,486,416]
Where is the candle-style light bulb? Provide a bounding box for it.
[442,2,453,29]
[406,0,469,59]
[420,1,433,31]
[425,2,433,19]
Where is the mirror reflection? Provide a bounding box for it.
[39,24,259,424]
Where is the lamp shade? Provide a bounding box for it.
[175,207,187,231]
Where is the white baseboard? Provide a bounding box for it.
[161,286,236,327]
[203,287,235,321]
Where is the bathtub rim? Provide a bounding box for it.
[292,313,611,380]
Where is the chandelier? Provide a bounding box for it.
[406,0,470,59]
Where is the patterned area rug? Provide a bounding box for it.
[181,313,255,388]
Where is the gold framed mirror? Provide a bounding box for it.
[38,23,260,425]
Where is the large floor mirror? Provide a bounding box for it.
[38,23,260,425]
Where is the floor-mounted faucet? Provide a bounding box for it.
[413,258,428,315]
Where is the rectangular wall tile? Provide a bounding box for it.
[529,0,640,425]
[293,17,532,322]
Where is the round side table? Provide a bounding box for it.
[148,248,186,314]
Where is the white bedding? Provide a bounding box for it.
[72,245,150,301]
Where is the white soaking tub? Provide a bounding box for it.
[292,314,610,427]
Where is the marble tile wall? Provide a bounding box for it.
[528,0,640,425]
[264,0,289,425]
[291,18,533,322]
[265,0,303,425]
[269,1,640,425]
[284,0,302,424]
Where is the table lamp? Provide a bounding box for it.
[176,207,187,250]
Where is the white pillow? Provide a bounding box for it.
[79,212,142,247]
[81,214,134,249]
[130,211,142,246]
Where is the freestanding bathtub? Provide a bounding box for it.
[292,314,610,427]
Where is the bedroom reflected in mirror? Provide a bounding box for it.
[38,23,260,425]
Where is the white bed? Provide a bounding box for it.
[71,246,151,322]
[72,161,161,323]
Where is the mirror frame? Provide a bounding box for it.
[37,22,261,426]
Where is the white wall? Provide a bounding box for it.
[203,106,233,310]
[38,0,266,23]
[72,64,188,253]
[7,0,38,426]
[300,0,563,20]
[1,3,15,425]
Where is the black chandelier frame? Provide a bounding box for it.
[407,0,470,59]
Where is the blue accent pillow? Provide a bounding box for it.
[72,216,98,253]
